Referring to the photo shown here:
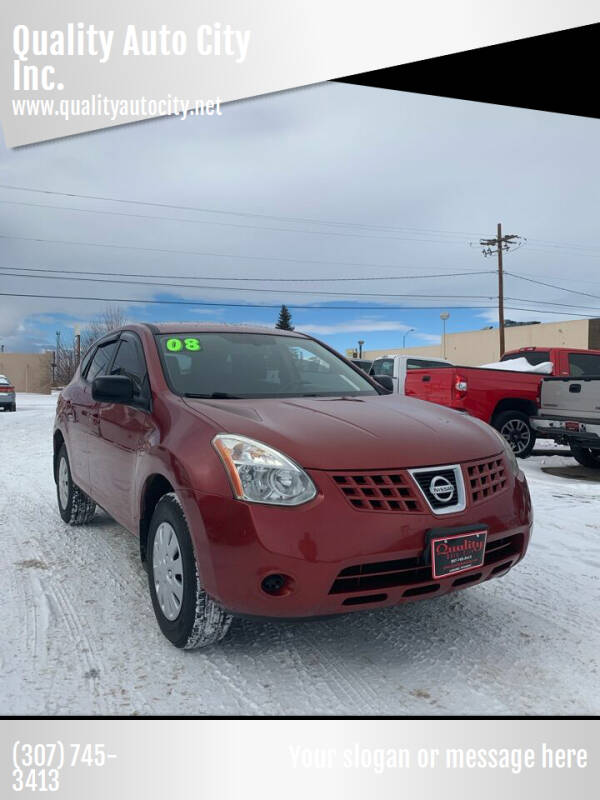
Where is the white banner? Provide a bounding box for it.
[1,719,598,798]
[1,0,599,145]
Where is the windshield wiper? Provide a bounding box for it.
[183,392,242,399]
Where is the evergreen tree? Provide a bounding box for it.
[275,305,294,331]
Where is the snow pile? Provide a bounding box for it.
[479,357,553,373]
[1,394,598,715]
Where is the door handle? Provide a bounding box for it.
[422,375,431,382]
[569,384,582,393]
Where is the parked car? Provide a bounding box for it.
[54,324,532,649]
[531,375,600,468]
[371,354,453,392]
[399,347,600,458]
[350,358,373,374]
[0,374,16,411]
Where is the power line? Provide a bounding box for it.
[0,198,476,246]
[0,269,498,301]
[525,238,600,252]
[505,271,600,301]
[0,289,594,317]
[1,264,493,284]
[0,183,487,239]
[6,269,600,311]
[0,232,492,276]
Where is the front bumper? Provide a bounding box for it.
[182,464,533,619]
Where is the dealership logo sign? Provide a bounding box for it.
[429,475,455,503]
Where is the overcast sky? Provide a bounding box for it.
[1,82,599,355]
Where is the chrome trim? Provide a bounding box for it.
[408,464,466,515]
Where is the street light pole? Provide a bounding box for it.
[403,328,415,348]
[440,312,450,358]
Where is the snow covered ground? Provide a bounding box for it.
[1,393,598,716]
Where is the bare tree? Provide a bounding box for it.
[54,305,128,386]
[80,305,128,352]
[54,340,80,386]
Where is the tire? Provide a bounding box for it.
[492,410,536,458]
[10,403,16,412]
[570,444,600,469]
[56,444,97,524]
[147,493,232,649]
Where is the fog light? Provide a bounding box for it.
[261,573,292,596]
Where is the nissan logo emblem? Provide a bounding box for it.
[429,475,455,503]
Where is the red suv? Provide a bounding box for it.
[54,324,533,648]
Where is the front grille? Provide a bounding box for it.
[411,467,460,510]
[329,533,523,595]
[466,457,507,504]
[330,472,424,513]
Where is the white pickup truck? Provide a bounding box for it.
[370,354,453,393]
[531,376,600,467]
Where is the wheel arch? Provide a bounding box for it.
[491,398,538,424]
[139,473,175,565]
[53,429,66,483]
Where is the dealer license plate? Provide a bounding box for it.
[430,530,487,579]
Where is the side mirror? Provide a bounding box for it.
[92,375,134,404]
[374,374,394,392]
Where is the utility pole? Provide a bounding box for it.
[55,330,61,378]
[358,340,364,358]
[74,327,81,365]
[479,224,521,358]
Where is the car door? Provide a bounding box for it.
[90,332,156,531]
[67,338,119,495]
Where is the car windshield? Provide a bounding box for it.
[157,332,379,398]
[0,376,9,385]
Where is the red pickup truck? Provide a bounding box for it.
[404,347,600,458]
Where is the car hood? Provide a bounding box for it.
[182,394,503,470]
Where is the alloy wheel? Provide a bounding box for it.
[500,418,531,456]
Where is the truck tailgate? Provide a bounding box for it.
[539,377,600,421]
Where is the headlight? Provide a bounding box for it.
[212,434,317,506]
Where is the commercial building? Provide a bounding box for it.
[359,317,600,366]
[0,352,53,393]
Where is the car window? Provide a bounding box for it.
[569,352,600,376]
[372,358,394,376]
[158,332,378,398]
[0,376,9,385]
[407,358,449,369]
[86,341,119,382]
[79,347,95,378]
[501,351,550,366]
[109,335,149,397]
